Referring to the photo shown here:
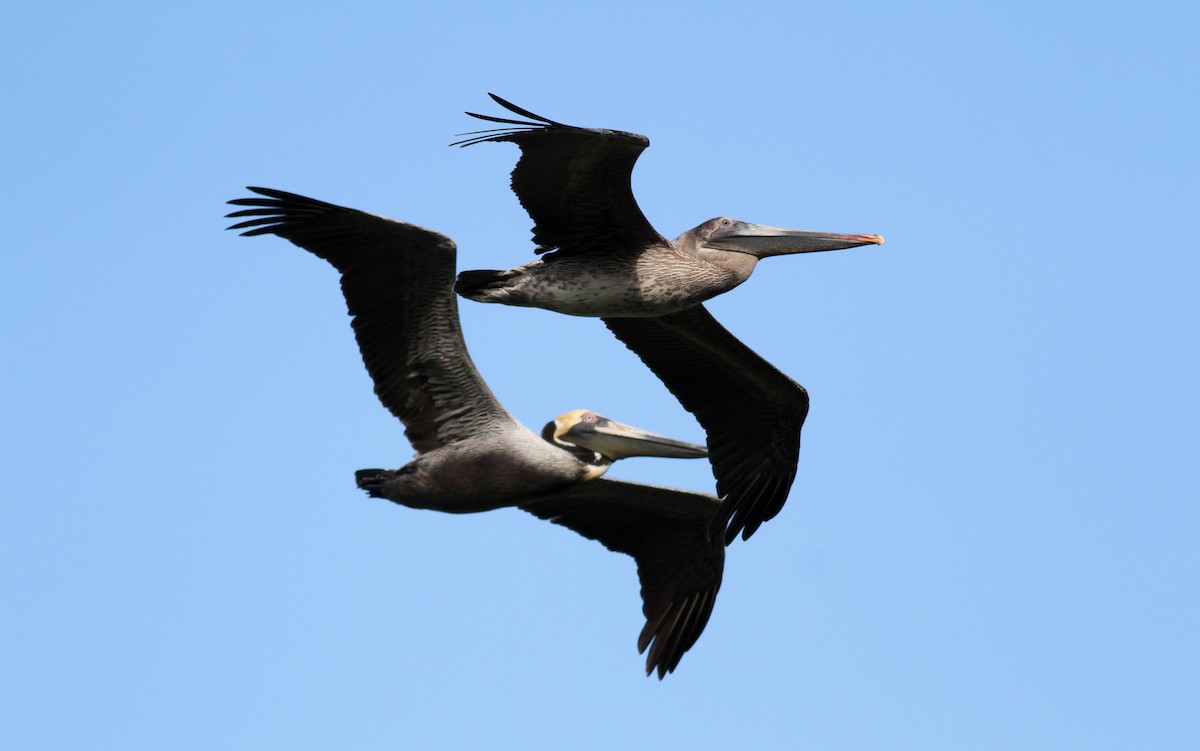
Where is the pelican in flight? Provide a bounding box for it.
[226,187,721,678]
[454,95,854,543]
[452,94,883,318]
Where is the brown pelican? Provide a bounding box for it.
[452,94,883,318]
[225,187,721,678]
[454,95,857,544]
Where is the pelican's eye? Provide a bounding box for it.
[581,412,597,423]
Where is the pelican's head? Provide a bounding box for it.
[543,410,708,466]
[694,217,883,259]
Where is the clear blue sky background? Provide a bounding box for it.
[3,3,1196,749]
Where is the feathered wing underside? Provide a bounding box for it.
[226,187,516,452]
[603,306,810,544]
[453,93,669,259]
[519,478,723,679]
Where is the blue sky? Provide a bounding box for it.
[3,2,1197,749]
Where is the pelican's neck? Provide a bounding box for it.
[691,246,760,284]
[542,420,614,475]
[674,229,760,286]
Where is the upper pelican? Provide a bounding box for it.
[225,187,721,678]
[452,94,883,317]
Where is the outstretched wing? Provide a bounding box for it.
[226,187,517,452]
[453,93,669,259]
[604,305,810,544]
[520,477,723,679]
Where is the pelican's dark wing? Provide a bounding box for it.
[453,94,669,258]
[519,478,723,679]
[226,187,517,452]
[603,305,810,544]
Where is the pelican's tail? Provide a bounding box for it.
[354,468,395,498]
[453,268,521,303]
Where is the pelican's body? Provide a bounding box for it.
[356,428,593,513]
[457,231,754,317]
[452,95,883,318]
[226,188,721,677]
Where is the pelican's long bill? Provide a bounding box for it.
[554,410,708,460]
[703,220,884,258]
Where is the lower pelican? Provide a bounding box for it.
[226,187,722,678]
